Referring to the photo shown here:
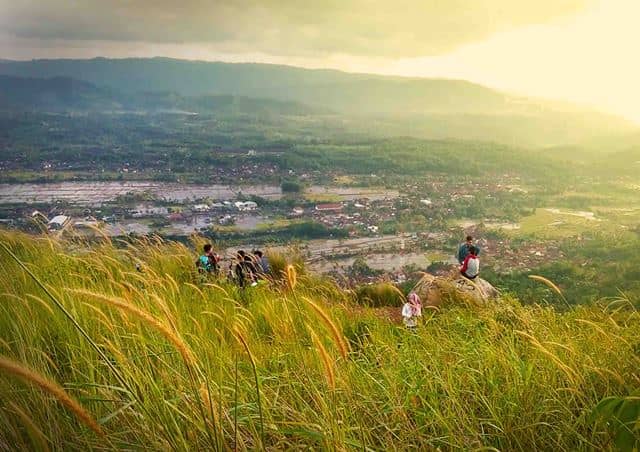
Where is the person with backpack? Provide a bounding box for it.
[457,235,480,264]
[196,244,220,275]
[233,250,257,287]
[459,246,480,280]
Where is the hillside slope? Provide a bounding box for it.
[0,75,119,110]
[0,231,638,449]
[0,74,320,115]
[0,58,635,146]
[0,57,507,113]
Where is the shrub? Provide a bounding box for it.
[281,180,303,193]
[355,283,404,307]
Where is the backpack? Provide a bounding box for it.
[197,255,212,273]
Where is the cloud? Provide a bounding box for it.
[382,0,640,122]
[1,0,591,58]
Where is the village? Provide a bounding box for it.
[0,173,572,288]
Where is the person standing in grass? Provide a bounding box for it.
[243,254,259,286]
[233,250,258,287]
[402,292,422,329]
[457,235,480,264]
[253,250,270,278]
[460,246,480,280]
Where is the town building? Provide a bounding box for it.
[193,204,210,213]
[315,203,343,212]
[235,201,258,211]
[48,215,70,230]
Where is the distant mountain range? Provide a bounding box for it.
[0,57,636,146]
[0,74,319,115]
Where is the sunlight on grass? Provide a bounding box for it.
[0,229,638,449]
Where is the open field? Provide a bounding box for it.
[0,182,284,206]
[0,230,638,449]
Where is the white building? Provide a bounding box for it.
[234,201,258,212]
[48,215,70,230]
[193,204,210,213]
[131,206,168,218]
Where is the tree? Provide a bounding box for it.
[281,180,302,193]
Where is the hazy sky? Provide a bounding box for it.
[1,0,638,122]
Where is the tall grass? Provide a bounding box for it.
[0,356,103,436]
[0,230,639,449]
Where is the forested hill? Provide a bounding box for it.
[0,74,319,115]
[0,58,636,146]
[0,75,118,110]
[0,57,508,114]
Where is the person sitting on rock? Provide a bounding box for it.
[457,235,480,264]
[401,292,422,329]
[459,246,480,280]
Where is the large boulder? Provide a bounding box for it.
[412,273,499,308]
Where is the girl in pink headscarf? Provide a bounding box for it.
[402,292,422,329]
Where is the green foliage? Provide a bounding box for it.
[589,392,640,451]
[487,232,640,305]
[280,180,303,193]
[348,257,382,279]
[355,283,403,307]
[207,220,347,244]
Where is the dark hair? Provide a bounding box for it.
[254,250,263,257]
[204,244,212,253]
[469,246,477,255]
[237,250,246,257]
[466,235,473,242]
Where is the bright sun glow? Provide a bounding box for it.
[383,0,640,123]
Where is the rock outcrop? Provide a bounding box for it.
[412,273,499,307]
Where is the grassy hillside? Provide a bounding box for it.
[0,230,639,449]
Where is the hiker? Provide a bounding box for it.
[459,246,480,280]
[401,292,422,329]
[243,254,259,286]
[234,250,257,287]
[253,250,270,277]
[457,235,480,264]
[195,244,220,275]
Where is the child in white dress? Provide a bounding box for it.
[402,292,422,329]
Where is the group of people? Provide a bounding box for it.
[457,235,480,281]
[401,235,482,328]
[197,235,481,327]
[195,244,270,288]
